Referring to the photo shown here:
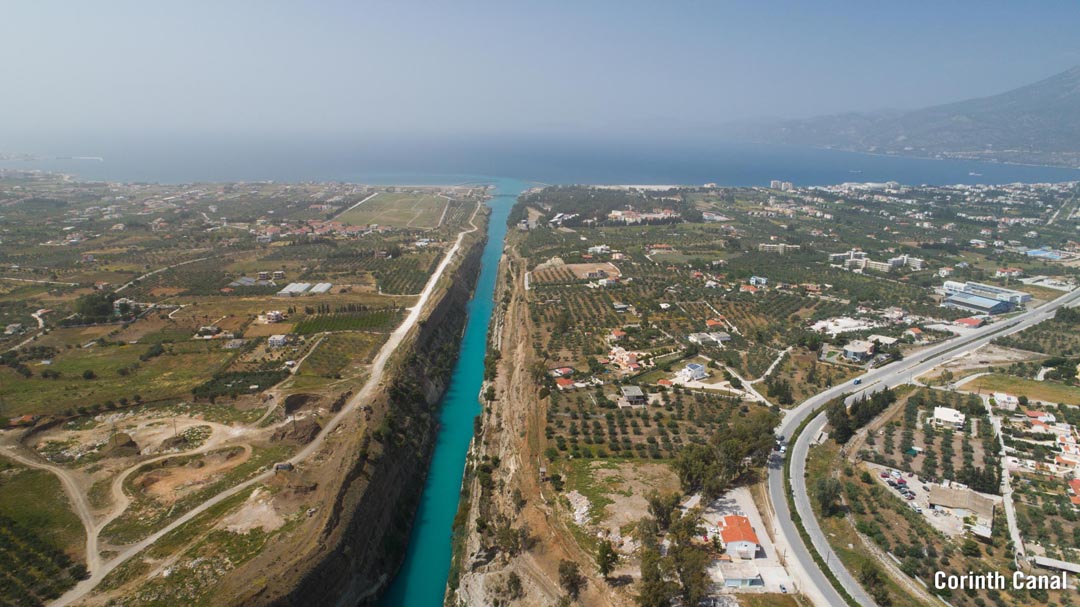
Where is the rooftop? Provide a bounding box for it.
[719,515,759,545]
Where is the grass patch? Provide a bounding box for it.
[298,332,386,377]
[0,459,85,558]
[291,310,401,335]
[561,459,619,524]
[0,340,232,416]
[967,373,1080,405]
[336,192,448,229]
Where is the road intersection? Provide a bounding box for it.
[768,286,1080,606]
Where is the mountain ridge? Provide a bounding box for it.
[731,65,1080,168]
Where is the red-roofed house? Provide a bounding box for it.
[555,377,575,390]
[1026,410,1057,424]
[956,317,986,328]
[719,515,760,559]
[706,319,726,328]
[1069,479,1080,496]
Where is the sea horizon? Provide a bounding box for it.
[3,136,1079,187]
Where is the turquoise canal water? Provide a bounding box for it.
[377,177,522,606]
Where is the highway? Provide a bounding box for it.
[768,285,1080,607]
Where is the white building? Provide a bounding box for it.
[993,392,1019,411]
[932,406,966,430]
[867,334,898,346]
[677,363,708,383]
[843,340,875,361]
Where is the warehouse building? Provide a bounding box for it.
[943,291,1013,315]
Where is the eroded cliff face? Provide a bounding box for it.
[218,222,488,607]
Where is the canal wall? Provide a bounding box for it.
[241,212,489,607]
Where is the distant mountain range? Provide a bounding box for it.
[731,66,1080,168]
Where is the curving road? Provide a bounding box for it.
[769,286,1080,607]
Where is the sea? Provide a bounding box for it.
[3,136,1080,186]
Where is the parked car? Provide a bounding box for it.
[780,584,788,594]
[853,379,862,385]
[880,472,890,479]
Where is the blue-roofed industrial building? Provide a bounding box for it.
[942,280,1031,305]
[943,292,1013,315]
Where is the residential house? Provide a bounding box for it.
[719,515,760,560]
[955,316,988,328]
[903,327,924,341]
[993,392,1019,410]
[1026,410,1057,424]
[677,363,707,383]
[932,406,966,430]
[843,340,875,362]
[620,385,647,408]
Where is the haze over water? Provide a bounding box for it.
[3,138,1080,186]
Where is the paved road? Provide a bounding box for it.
[769,286,1080,607]
[986,402,1024,565]
[51,200,483,607]
[333,191,379,218]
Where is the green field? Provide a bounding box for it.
[968,373,1080,405]
[298,332,386,377]
[335,192,448,229]
[0,458,90,605]
[0,340,233,416]
[0,460,84,557]
[292,310,401,335]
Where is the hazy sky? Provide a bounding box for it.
[2,1,1079,145]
